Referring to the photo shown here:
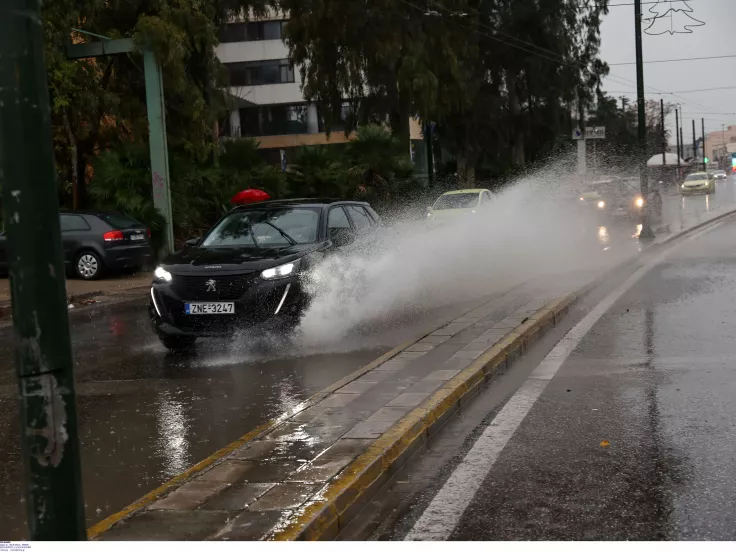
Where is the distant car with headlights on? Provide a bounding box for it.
[578,177,645,221]
[713,169,727,180]
[149,199,381,351]
[425,189,493,222]
[681,172,715,195]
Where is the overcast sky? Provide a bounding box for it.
[599,0,736,141]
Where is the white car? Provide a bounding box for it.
[713,170,727,180]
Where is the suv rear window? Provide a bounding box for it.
[97,213,142,229]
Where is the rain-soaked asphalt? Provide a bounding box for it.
[1,176,735,540]
[369,182,736,541]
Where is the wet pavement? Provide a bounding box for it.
[375,197,736,540]
[0,175,734,540]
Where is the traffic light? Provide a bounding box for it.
[704,157,709,163]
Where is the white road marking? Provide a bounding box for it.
[405,220,725,541]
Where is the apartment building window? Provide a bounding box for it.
[226,59,295,86]
[240,103,308,136]
[319,102,357,132]
[219,21,287,43]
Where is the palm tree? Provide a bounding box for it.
[286,146,347,198]
[345,124,414,200]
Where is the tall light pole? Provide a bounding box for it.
[0,0,86,539]
[635,0,654,238]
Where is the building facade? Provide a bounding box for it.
[215,13,426,168]
[704,124,736,167]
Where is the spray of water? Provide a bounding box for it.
[296,159,640,348]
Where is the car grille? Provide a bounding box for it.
[172,273,256,301]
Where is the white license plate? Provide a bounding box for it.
[185,302,235,315]
[130,234,145,241]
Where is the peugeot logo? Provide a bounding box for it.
[205,279,217,292]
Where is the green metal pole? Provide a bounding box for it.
[424,122,434,186]
[634,0,654,239]
[143,50,175,255]
[0,0,86,540]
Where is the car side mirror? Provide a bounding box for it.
[330,228,355,247]
[185,237,201,248]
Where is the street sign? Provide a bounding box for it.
[573,127,606,140]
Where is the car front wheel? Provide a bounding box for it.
[75,251,103,280]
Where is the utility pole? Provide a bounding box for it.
[675,107,682,167]
[634,0,654,239]
[424,122,435,186]
[702,118,707,172]
[0,0,86,540]
[680,126,684,163]
[693,119,697,161]
[660,99,666,166]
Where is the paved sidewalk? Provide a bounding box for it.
[94,282,568,541]
[0,272,151,304]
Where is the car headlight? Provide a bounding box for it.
[597,200,606,209]
[635,197,644,208]
[262,260,298,280]
[153,266,172,283]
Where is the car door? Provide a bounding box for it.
[327,205,355,247]
[345,205,376,240]
[59,214,92,267]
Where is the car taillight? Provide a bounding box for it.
[147,228,151,238]
[103,230,124,242]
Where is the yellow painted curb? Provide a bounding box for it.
[270,292,579,541]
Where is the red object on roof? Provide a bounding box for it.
[231,189,271,205]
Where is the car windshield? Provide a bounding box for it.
[201,207,320,247]
[685,173,707,181]
[98,213,142,229]
[434,193,479,210]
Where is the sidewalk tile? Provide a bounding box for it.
[406,380,442,394]
[396,351,427,360]
[100,510,230,541]
[149,480,229,511]
[200,461,253,484]
[387,392,430,408]
[214,510,286,541]
[418,335,451,345]
[317,393,358,407]
[356,370,396,383]
[374,360,411,371]
[238,461,302,483]
[365,406,409,424]
[248,482,322,511]
[200,483,275,511]
[343,419,396,439]
[336,380,378,394]
[405,343,435,352]
[423,369,462,381]
[451,350,483,360]
[287,439,372,483]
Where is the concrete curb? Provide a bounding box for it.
[268,208,736,541]
[268,292,578,541]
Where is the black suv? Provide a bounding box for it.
[149,199,381,351]
[0,211,152,279]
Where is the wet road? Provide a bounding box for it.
[0,297,483,538]
[0,175,733,539]
[373,196,736,540]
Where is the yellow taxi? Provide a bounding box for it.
[426,189,493,221]
[681,172,715,195]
